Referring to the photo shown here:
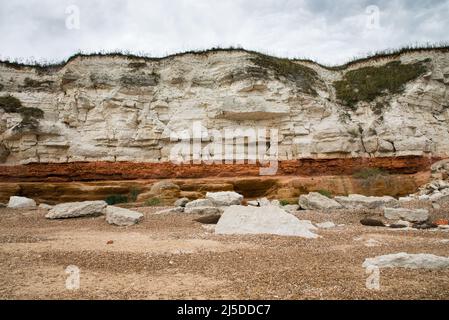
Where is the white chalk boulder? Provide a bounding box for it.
[363,253,449,269]
[45,201,107,219]
[185,199,215,208]
[298,192,342,210]
[335,194,399,209]
[384,207,429,223]
[105,206,143,226]
[7,196,36,209]
[215,205,318,238]
[206,191,243,206]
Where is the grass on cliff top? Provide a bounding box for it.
[334,60,429,108]
[250,54,321,95]
[1,43,447,72]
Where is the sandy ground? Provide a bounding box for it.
[0,205,448,300]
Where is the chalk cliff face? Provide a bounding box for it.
[1,49,449,166]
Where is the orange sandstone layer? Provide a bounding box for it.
[0,173,430,204]
[0,156,438,182]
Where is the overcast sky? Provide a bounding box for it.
[0,0,448,66]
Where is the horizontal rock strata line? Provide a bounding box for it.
[0,156,438,182]
[0,172,430,204]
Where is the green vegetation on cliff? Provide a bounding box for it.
[105,194,128,205]
[250,54,321,95]
[334,60,429,108]
[0,95,44,129]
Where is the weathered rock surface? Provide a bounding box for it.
[7,196,36,209]
[215,205,319,238]
[185,199,215,208]
[206,191,243,206]
[194,214,222,224]
[0,49,448,168]
[363,253,449,269]
[174,197,189,207]
[105,206,143,226]
[298,192,343,210]
[384,207,429,222]
[45,200,107,219]
[1,49,448,203]
[184,206,224,215]
[335,194,399,209]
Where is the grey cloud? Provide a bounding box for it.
[0,0,448,65]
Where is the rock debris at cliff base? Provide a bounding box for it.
[1,205,448,300]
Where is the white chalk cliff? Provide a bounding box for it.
[1,49,449,165]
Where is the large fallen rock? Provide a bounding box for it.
[45,201,107,219]
[185,199,215,208]
[363,253,449,269]
[215,205,319,238]
[334,194,399,209]
[105,206,143,226]
[194,214,221,224]
[7,196,37,209]
[184,206,223,215]
[384,208,429,223]
[298,192,343,210]
[206,191,243,206]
